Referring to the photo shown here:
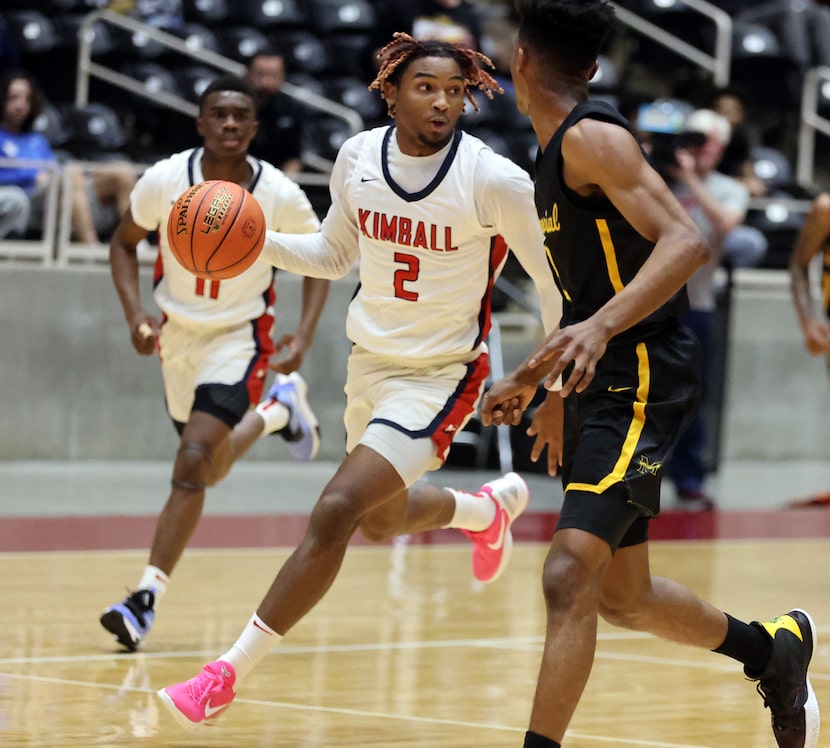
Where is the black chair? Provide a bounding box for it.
[176,22,222,57]
[590,55,619,96]
[303,116,352,162]
[322,76,385,122]
[270,30,328,75]
[324,32,372,78]
[33,102,71,148]
[231,0,307,29]
[119,61,183,106]
[63,102,128,156]
[305,0,376,35]
[286,72,326,99]
[182,0,231,26]
[218,26,271,62]
[749,146,793,193]
[107,23,168,61]
[746,190,807,270]
[5,10,60,55]
[54,13,117,57]
[174,64,221,104]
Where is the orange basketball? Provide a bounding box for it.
[167,180,266,280]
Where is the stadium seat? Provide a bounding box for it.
[177,22,222,57]
[305,0,376,34]
[33,102,72,148]
[745,190,807,270]
[303,116,352,162]
[5,10,60,55]
[322,76,385,123]
[119,61,183,105]
[63,102,128,155]
[107,23,167,60]
[590,55,619,96]
[182,0,231,26]
[231,0,307,29]
[749,146,794,193]
[218,26,271,62]
[55,14,117,57]
[270,30,328,75]
[174,64,221,104]
[286,73,326,99]
[324,32,372,78]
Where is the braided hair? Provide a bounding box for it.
[369,32,503,117]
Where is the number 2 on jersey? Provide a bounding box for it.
[394,252,419,302]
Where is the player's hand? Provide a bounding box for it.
[130,316,158,356]
[270,333,305,374]
[527,393,564,476]
[480,374,537,426]
[529,318,609,397]
[802,319,830,356]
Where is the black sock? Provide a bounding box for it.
[712,613,773,673]
[524,730,561,748]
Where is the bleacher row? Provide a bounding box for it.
[1,0,828,268]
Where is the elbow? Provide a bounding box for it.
[688,228,712,269]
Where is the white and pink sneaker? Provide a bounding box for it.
[158,660,236,731]
[462,472,529,583]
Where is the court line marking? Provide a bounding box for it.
[0,669,715,748]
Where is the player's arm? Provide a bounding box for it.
[526,121,710,394]
[109,207,157,355]
[260,139,361,279]
[789,192,830,355]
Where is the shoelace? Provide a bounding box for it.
[186,668,224,702]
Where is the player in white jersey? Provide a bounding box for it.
[100,76,330,652]
[159,34,564,731]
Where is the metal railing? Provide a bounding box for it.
[798,65,830,189]
[609,0,732,87]
[75,9,364,171]
[0,159,61,265]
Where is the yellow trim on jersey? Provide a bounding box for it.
[565,342,650,495]
[596,219,625,293]
[545,246,572,302]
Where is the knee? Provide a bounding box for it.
[539,549,598,615]
[358,512,396,544]
[172,441,213,493]
[307,490,360,548]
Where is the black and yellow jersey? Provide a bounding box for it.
[534,100,688,340]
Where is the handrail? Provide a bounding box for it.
[609,0,732,87]
[797,65,830,189]
[75,10,364,143]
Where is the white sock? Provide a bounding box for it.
[137,565,169,604]
[256,398,290,435]
[219,612,282,685]
[443,489,496,531]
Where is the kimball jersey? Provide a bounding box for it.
[130,147,320,329]
[260,126,561,361]
[534,101,688,339]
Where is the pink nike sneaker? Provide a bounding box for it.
[157,660,236,731]
[462,472,530,583]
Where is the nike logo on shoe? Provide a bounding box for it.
[487,512,508,550]
[204,700,229,719]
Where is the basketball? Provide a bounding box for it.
[167,180,266,280]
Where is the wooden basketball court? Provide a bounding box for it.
[2,531,828,746]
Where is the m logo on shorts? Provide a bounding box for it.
[636,455,661,476]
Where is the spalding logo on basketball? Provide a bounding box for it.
[167,180,266,280]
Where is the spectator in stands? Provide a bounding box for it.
[0,71,56,239]
[655,108,766,509]
[371,0,484,61]
[0,70,136,245]
[244,49,305,177]
[67,162,137,245]
[106,0,185,32]
[709,87,767,199]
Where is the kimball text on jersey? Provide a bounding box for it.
[358,209,459,252]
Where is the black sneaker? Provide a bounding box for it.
[100,589,155,651]
[745,609,820,748]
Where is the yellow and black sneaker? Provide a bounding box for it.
[745,609,820,748]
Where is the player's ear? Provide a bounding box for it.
[588,61,599,81]
[196,114,205,138]
[381,81,397,118]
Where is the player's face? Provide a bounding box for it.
[197,91,258,157]
[385,56,467,155]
